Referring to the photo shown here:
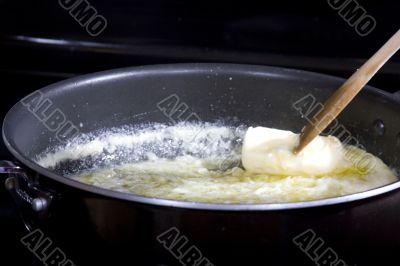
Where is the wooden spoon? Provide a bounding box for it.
[294,29,400,154]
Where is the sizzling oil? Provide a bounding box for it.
[74,151,396,204]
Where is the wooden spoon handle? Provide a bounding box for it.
[294,29,400,154]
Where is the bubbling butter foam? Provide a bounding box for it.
[36,123,398,204]
[36,122,245,175]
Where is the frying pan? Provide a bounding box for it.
[1,64,400,266]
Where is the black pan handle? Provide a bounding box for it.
[1,160,54,231]
[0,160,25,174]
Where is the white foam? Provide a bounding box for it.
[36,122,244,170]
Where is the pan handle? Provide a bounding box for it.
[1,160,54,232]
[0,160,25,174]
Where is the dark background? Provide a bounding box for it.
[0,0,399,265]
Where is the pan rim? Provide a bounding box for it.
[3,63,400,211]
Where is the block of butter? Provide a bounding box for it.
[241,127,346,176]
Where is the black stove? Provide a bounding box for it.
[1,0,399,265]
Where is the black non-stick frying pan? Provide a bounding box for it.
[1,64,400,266]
